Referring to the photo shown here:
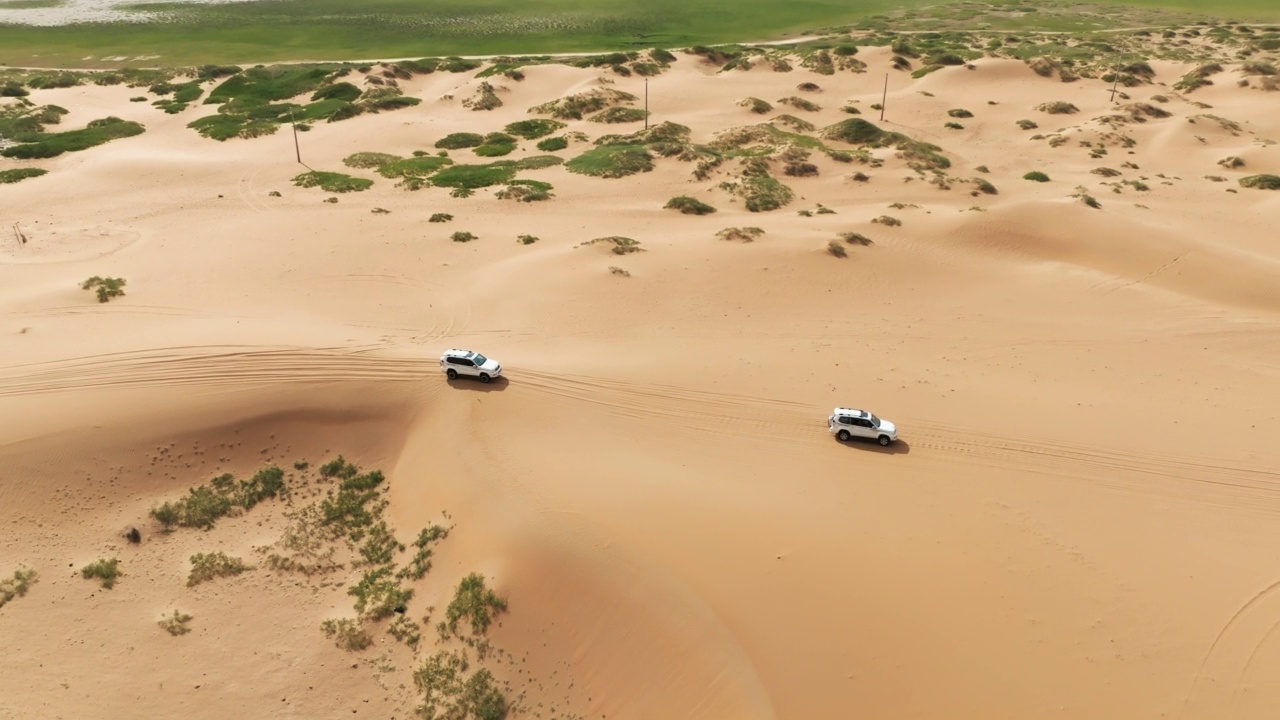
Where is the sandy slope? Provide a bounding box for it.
[3,45,1280,720]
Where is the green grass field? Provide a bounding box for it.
[0,0,1278,67]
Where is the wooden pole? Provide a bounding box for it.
[290,109,302,163]
[1110,62,1121,103]
[644,77,649,131]
[880,73,888,121]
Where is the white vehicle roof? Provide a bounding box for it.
[441,348,478,358]
[833,407,870,418]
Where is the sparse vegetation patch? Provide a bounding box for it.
[187,552,252,587]
[664,196,716,215]
[151,465,285,531]
[81,558,121,589]
[293,171,372,193]
[81,276,126,303]
[1240,174,1280,190]
[566,144,654,178]
[0,168,47,184]
[0,569,38,609]
[159,610,194,636]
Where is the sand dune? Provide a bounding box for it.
[3,42,1280,720]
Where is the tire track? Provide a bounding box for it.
[0,345,425,397]
[1180,580,1280,720]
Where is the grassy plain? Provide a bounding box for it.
[2,0,1279,67]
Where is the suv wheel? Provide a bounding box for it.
[446,369,458,380]
[478,373,491,384]
[878,435,891,446]
[836,429,851,442]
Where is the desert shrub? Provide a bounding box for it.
[349,566,413,620]
[1218,156,1245,168]
[665,196,716,214]
[503,119,565,139]
[0,167,48,184]
[0,569,38,609]
[81,558,121,589]
[827,240,847,257]
[841,232,873,246]
[1092,167,1121,177]
[516,235,539,245]
[435,132,485,149]
[80,276,126,303]
[451,231,478,242]
[741,97,772,114]
[535,136,569,152]
[311,82,361,102]
[473,132,517,157]
[159,610,194,636]
[151,465,286,531]
[322,618,373,651]
[566,144,654,178]
[944,122,964,130]
[445,573,508,636]
[608,266,631,277]
[589,107,649,123]
[188,552,252,587]
[293,171,372,193]
[430,162,519,189]
[1023,171,1051,182]
[735,175,795,212]
[717,226,765,242]
[1037,102,1078,114]
[583,236,643,255]
[494,179,553,201]
[778,96,821,112]
[2,116,145,159]
[513,155,563,170]
[464,82,502,111]
[948,109,974,118]
[1174,63,1222,92]
[872,215,902,226]
[972,178,998,194]
[784,162,819,176]
[1240,174,1280,189]
[429,213,453,223]
[531,88,637,120]
[342,152,398,169]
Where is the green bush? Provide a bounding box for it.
[474,132,517,157]
[0,569,38,609]
[429,213,453,223]
[535,136,569,152]
[151,465,287,531]
[494,179,553,201]
[159,610,194,636]
[80,276,126,303]
[947,108,973,118]
[0,168,48,184]
[589,107,649,123]
[566,144,654,178]
[435,132,485,149]
[312,82,362,102]
[827,240,847,257]
[187,552,251,587]
[741,97,772,114]
[1037,101,1078,114]
[503,118,566,139]
[293,171,373,193]
[445,573,508,636]
[321,618,372,651]
[1240,174,1280,190]
[1017,119,1038,130]
[1023,171,1050,182]
[452,231,478,242]
[349,566,413,620]
[664,196,716,215]
[2,117,144,159]
[430,163,518,189]
[81,558,121,589]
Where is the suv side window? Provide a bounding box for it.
[839,416,854,425]
[445,357,459,365]
[457,358,474,367]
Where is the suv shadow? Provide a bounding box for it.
[835,436,911,455]
[445,375,509,392]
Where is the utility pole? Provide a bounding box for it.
[880,74,888,121]
[644,77,649,131]
[1109,60,1121,103]
[289,108,302,164]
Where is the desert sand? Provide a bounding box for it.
[2,43,1280,720]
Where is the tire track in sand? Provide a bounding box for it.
[1180,579,1280,720]
[0,344,425,397]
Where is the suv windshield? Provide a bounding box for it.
[470,353,488,366]
[868,414,880,427]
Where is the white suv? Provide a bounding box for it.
[440,349,503,383]
[828,407,898,446]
